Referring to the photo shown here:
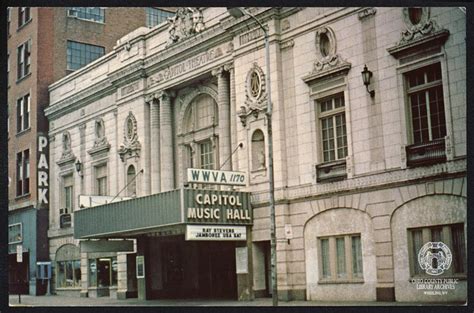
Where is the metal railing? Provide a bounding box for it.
[406,138,446,167]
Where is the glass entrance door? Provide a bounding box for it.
[97,258,111,287]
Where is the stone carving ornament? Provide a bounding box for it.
[58,131,75,163]
[93,118,108,148]
[313,27,341,72]
[167,7,205,45]
[400,8,437,43]
[118,112,141,161]
[245,63,267,108]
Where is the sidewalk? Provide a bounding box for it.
[8,294,464,307]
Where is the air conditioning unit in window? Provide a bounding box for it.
[67,9,77,18]
[60,213,72,229]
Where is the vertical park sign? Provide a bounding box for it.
[37,134,49,209]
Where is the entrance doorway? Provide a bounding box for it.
[8,252,29,294]
[152,236,237,299]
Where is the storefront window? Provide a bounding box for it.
[56,260,81,288]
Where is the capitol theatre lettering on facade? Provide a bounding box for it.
[186,191,252,225]
[37,134,49,208]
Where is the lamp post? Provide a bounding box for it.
[227,7,278,306]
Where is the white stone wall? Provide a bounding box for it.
[46,7,466,302]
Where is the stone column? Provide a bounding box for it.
[80,252,88,297]
[159,90,174,191]
[147,94,161,193]
[227,63,238,170]
[213,66,231,170]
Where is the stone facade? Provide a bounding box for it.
[46,7,466,303]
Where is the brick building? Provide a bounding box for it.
[7,6,175,296]
[45,7,466,303]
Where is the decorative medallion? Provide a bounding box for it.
[313,27,340,72]
[125,112,138,143]
[302,26,351,83]
[245,63,267,108]
[118,112,141,162]
[167,7,205,45]
[400,8,437,43]
[387,8,449,59]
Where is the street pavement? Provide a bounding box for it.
[7,294,465,307]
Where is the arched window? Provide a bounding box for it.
[127,165,136,197]
[251,129,265,171]
[184,94,217,133]
[183,94,218,169]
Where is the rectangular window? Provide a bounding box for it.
[200,140,214,170]
[95,164,107,196]
[18,7,31,28]
[351,235,363,278]
[146,7,174,27]
[409,223,466,276]
[8,223,22,244]
[320,238,330,279]
[336,237,346,278]
[16,94,30,133]
[67,7,105,23]
[17,40,31,79]
[67,40,105,71]
[56,260,81,288]
[16,150,29,196]
[406,63,446,145]
[63,175,73,213]
[319,93,347,162]
[318,234,363,282]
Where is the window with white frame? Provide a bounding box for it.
[62,174,74,214]
[318,93,347,163]
[16,94,30,133]
[182,94,219,171]
[18,7,31,28]
[17,40,31,80]
[95,164,108,196]
[67,40,105,71]
[67,7,105,23]
[409,223,466,276]
[16,150,29,196]
[200,140,214,170]
[146,7,174,27]
[405,63,446,145]
[8,223,22,244]
[318,234,363,282]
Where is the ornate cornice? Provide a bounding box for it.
[302,61,351,85]
[45,79,114,121]
[250,158,466,205]
[387,29,449,59]
[358,7,377,20]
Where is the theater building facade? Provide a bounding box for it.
[45,7,466,302]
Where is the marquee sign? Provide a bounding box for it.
[185,190,252,225]
[185,225,246,241]
[187,168,247,186]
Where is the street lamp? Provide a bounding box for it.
[227,7,278,306]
